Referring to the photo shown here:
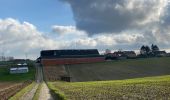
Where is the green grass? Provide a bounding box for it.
[67,57,170,81]
[48,75,170,100]
[0,63,35,82]
[9,82,35,100]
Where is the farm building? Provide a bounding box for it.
[40,49,105,66]
[10,63,29,74]
[10,67,29,74]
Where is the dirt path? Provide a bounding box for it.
[19,84,39,100]
[39,82,54,100]
[36,63,54,100]
[17,63,54,100]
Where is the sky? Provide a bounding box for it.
[0,0,170,59]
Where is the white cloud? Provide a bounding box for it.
[1,18,170,59]
[0,18,63,59]
[52,25,87,36]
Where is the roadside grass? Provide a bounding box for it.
[9,82,36,100]
[33,83,43,100]
[48,75,170,100]
[68,57,170,81]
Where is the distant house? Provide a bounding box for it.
[105,51,136,60]
[105,53,117,60]
[114,51,127,60]
[105,49,111,55]
[12,59,25,62]
[10,67,29,74]
[123,51,136,58]
[114,51,125,57]
[154,51,166,57]
[166,53,170,57]
[10,63,29,74]
[105,51,126,60]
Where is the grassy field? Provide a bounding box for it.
[48,75,170,100]
[0,61,35,82]
[0,68,35,82]
[67,57,170,82]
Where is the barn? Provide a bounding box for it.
[40,49,105,66]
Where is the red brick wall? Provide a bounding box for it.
[41,57,105,66]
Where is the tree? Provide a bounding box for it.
[151,44,160,56]
[140,45,151,56]
[145,45,151,55]
[151,44,159,52]
[140,45,146,55]
[140,44,160,57]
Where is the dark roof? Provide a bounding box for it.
[123,51,136,54]
[41,49,102,58]
[154,51,166,54]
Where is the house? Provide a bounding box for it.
[105,49,111,55]
[123,51,136,58]
[40,49,105,66]
[105,53,118,60]
[105,51,127,60]
[105,51,136,60]
[154,51,166,57]
[115,51,127,60]
[166,53,170,57]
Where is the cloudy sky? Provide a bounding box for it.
[0,0,170,59]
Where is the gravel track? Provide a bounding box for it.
[37,63,54,100]
[16,63,54,100]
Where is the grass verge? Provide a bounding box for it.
[9,82,35,100]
